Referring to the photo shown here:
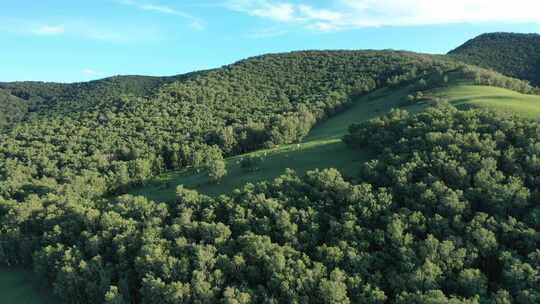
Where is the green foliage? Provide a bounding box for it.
[0,89,27,129]
[207,158,227,182]
[0,50,464,203]
[449,32,540,86]
[0,74,188,115]
[1,103,539,303]
[2,47,540,303]
[104,286,127,304]
[344,104,540,302]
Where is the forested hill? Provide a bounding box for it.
[0,73,195,124]
[2,47,540,303]
[1,50,469,198]
[0,50,532,199]
[449,32,540,86]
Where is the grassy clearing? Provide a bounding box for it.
[0,268,59,304]
[431,85,540,118]
[6,84,540,303]
[0,85,415,302]
[130,86,416,200]
[131,84,540,201]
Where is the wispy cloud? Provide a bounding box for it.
[118,0,205,30]
[74,24,163,43]
[226,0,295,22]
[226,0,540,32]
[82,68,101,77]
[246,27,288,39]
[0,18,163,43]
[225,0,345,31]
[339,0,540,27]
[32,25,65,36]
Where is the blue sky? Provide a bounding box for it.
[1,0,539,83]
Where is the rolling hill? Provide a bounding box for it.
[0,50,470,302]
[1,38,540,304]
[0,74,192,125]
[129,85,419,200]
[0,50,472,203]
[131,82,540,201]
[449,32,540,86]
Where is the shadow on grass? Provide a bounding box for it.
[0,267,60,304]
[131,140,371,201]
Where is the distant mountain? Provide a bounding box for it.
[449,32,540,86]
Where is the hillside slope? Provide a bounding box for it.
[6,79,540,303]
[430,85,540,117]
[0,50,471,203]
[0,88,27,128]
[130,85,418,200]
[2,49,539,304]
[0,74,192,123]
[132,82,540,201]
[449,32,540,86]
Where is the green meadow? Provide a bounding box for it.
[131,83,540,202]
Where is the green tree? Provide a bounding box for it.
[207,158,227,182]
[104,286,127,304]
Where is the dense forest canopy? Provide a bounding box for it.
[0,50,472,202]
[1,104,539,303]
[449,32,540,86]
[0,74,192,125]
[1,45,539,303]
[0,88,27,128]
[0,50,532,205]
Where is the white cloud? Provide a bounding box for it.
[227,0,295,22]
[82,68,101,77]
[297,5,342,23]
[226,0,540,32]
[140,3,179,14]
[32,25,65,35]
[0,17,163,43]
[119,0,205,30]
[253,3,294,22]
[339,0,540,27]
[189,20,206,31]
[308,22,339,32]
